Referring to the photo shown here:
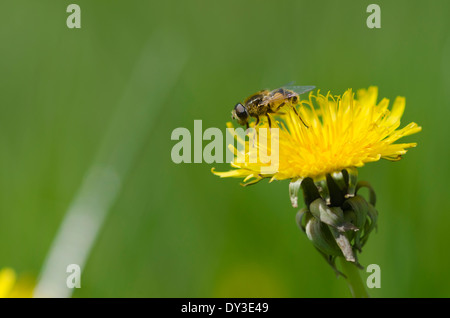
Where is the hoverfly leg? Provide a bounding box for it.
[245,122,257,147]
[255,116,260,126]
[290,105,309,128]
[299,116,309,128]
[267,115,272,128]
[245,122,250,135]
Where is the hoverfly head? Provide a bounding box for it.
[232,103,249,126]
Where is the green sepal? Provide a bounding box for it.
[356,181,377,206]
[360,203,378,247]
[343,195,369,251]
[342,209,357,242]
[343,195,368,229]
[300,178,321,208]
[345,167,358,198]
[314,175,330,205]
[289,178,303,208]
[326,174,346,207]
[309,198,358,232]
[331,170,348,193]
[329,226,356,262]
[295,208,310,233]
[305,216,343,257]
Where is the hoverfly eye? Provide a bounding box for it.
[234,103,248,119]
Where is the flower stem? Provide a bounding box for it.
[338,257,369,298]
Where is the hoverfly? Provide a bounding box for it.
[231,85,315,129]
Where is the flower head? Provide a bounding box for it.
[212,86,422,282]
[212,86,421,186]
[212,86,422,281]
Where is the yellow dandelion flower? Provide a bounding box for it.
[212,86,421,296]
[0,268,34,298]
[211,86,422,296]
[212,86,421,187]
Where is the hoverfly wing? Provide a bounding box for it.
[282,85,316,96]
[281,81,296,87]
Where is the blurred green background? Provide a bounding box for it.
[0,0,448,297]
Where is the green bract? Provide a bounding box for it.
[294,168,378,275]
